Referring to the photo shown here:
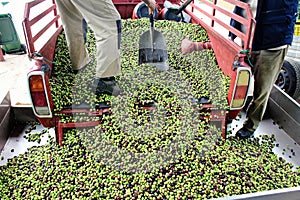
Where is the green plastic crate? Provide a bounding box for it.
[0,13,26,54]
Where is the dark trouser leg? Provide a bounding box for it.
[243,48,288,132]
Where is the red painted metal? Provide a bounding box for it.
[185,0,255,50]
[23,0,62,62]
[56,118,102,146]
[210,109,227,139]
[0,49,4,61]
[55,108,112,146]
[28,57,55,128]
[23,0,61,128]
[184,0,255,119]
[185,0,255,58]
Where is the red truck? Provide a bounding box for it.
[23,0,255,145]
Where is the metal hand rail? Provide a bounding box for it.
[22,0,62,60]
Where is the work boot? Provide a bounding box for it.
[93,77,121,96]
[235,127,254,139]
[73,64,88,75]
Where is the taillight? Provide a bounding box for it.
[28,72,52,117]
[230,67,251,110]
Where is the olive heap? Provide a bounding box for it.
[50,19,230,112]
[0,19,299,199]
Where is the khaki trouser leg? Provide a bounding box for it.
[65,0,121,78]
[89,19,121,78]
[243,48,288,132]
[55,0,90,70]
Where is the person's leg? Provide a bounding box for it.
[71,0,121,78]
[82,19,88,44]
[237,48,287,138]
[55,0,90,70]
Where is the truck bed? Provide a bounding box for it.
[1,0,300,199]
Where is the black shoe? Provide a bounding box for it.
[73,69,80,74]
[93,77,121,96]
[235,127,254,139]
[73,64,89,75]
